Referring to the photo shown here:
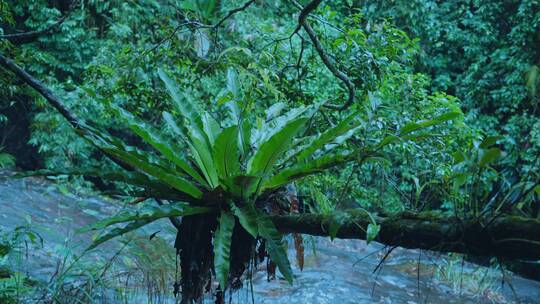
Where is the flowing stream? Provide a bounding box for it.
[1,172,539,303]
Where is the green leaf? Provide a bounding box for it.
[248,118,308,194]
[213,126,240,181]
[534,185,540,197]
[452,172,470,189]
[213,211,235,289]
[479,136,502,149]
[85,219,152,251]
[0,151,15,168]
[263,151,357,191]
[158,68,201,126]
[265,102,287,121]
[200,112,221,146]
[295,110,361,162]
[257,212,293,283]
[479,148,502,167]
[163,111,188,141]
[238,119,251,158]
[103,147,203,199]
[163,110,220,187]
[188,133,219,188]
[79,203,211,233]
[375,135,401,149]
[252,104,314,149]
[230,201,258,237]
[227,67,239,97]
[76,123,204,198]
[159,69,218,179]
[366,223,380,244]
[111,106,207,185]
[452,151,466,164]
[18,168,175,195]
[399,111,461,135]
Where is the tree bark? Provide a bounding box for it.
[272,211,540,261]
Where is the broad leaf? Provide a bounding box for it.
[230,201,258,237]
[200,112,221,146]
[79,203,211,232]
[213,126,240,181]
[163,111,188,141]
[265,102,287,121]
[158,68,201,126]
[103,147,203,199]
[263,151,357,191]
[226,67,240,98]
[253,102,322,148]
[18,168,174,195]
[76,124,203,198]
[479,136,502,149]
[213,211,235,289]
[159,69,218,183]
[188,133,219,188]
[399,111,461,135]
[111,105,207,185]
[295,110,361,162]
[248,118,308,194]
[479,148,502,167]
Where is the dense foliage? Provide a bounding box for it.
[358,0,540,174]
[1,0,539,303]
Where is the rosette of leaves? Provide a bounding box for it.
[26,68,461,301]
[29,68,367,293]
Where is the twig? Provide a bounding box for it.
[214,0,256,28]
[372,245,397,274]
[139,1,256,58]
[0,1,78,44]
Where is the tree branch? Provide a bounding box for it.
[0,53,80,128]
[273,211,540,261]
[0,53,190,228]
[0,2,77,45]
[294,0,356,111]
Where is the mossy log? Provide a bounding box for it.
[272,211,540,261]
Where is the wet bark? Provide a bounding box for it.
[272,211,540,261]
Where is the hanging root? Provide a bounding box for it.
[175,215,258,303]
[175,214,217,304]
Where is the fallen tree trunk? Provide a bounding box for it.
[273,211,540,261]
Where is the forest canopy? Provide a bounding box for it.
[1,0,539,303]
